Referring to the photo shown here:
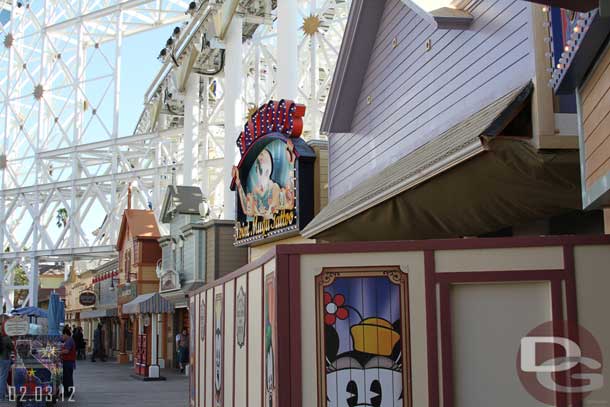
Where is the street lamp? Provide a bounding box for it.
[124,272,137,288]
[109,274,120,291]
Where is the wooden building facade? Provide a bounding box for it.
[546,3,610,230]
[115,209,164,369]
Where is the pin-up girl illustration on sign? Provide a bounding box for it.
[316,268,411,407]
[232,139,296,220]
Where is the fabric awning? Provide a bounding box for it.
[80,308,118,319]
[303,83,581,241]
[122,292,174,314]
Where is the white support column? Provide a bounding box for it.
[309,0,319,139]
[149,313,160,378]
[223,16,243,220]
[183,73,200,187]
[200,77,209,198]
[113,10,123,140]
[157,314,165,368]
[111,10,123,234]
[29,257,39,307]
[277,0,299,100]
[71,2,85,250]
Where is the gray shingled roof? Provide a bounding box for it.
[160,185,205,223]
[303,83,532,238]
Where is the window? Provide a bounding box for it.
[180,245,185,273]
[125,250,131,281]
[172,245,177,271]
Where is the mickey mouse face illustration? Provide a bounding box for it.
[326,357,402,407]
[325,317,404,407]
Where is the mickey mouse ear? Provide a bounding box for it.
[324,324,340,367]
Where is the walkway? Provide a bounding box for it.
[63,361,189,406]
[1,360,189,406]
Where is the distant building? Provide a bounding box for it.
[157,185,247,370]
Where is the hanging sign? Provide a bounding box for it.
[79,291,97,306]
[231,99,316,246]
[3,316,30,336]
[160,269,181,292]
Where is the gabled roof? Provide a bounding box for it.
[116,209,161,250]
[320,0,388,134]
[305,83,537,239]
[320,0,473,133]
[160,185,204,223]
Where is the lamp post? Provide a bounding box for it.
[108,274,120,292]
[124,272,137,288]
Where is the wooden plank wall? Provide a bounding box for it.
[329,0,534,199]
[582,47,610,188]
[193,264,267,407]
[217,225,248,278]
[206,227,216,283]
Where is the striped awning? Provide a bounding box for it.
[122,292,174,315]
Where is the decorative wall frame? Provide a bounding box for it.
[315,266,412,407]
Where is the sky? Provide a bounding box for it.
[411,0,455,11]
[118,27,169,136]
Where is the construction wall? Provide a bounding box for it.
[190,235,610,407]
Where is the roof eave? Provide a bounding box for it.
[554,11,610,94]
[320,0,388,134]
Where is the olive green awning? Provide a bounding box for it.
[303,83,581,241]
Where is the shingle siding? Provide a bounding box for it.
[182,234,196,281]
[329,0,534,199]
[161,243,173,271]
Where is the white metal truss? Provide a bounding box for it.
[0,0,349,309]
[0,0,190,309]
[138,0,349,216]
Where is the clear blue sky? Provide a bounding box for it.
[119,27,169,136]
[76,25,170,143]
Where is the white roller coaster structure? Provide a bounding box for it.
[0,0,348,310]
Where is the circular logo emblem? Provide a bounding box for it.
[516,321,603,405]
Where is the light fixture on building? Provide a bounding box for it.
[109,271,120,291]
[124,272,137,288]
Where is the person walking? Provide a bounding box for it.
[73,327,84,360]
[61,326,76,399]
[0,317,12,400]
[177,328,189,374]
[91,323,106,362]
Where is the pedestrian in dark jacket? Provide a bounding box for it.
[91,323,106,362]
[73,327,85,360]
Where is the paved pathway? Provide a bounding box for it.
[1,361,189,406]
